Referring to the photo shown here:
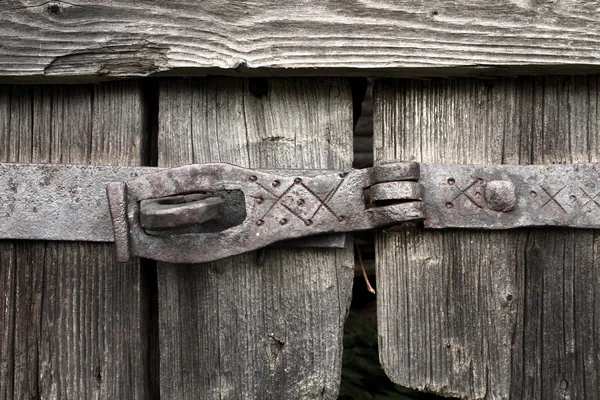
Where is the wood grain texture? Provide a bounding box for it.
[157,77,354,399]
[375,77,600,399]
[3,1,600,81]
[0,83,150,399]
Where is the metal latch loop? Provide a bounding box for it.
[369,181,423,204]
[140,194,223,231]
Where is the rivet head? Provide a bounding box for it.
[485,180,516,212]
[305,219,313,226]
[249,175,257,182]
[272,180,280,187]
[294,178,302,184]
[279,218,288,225]
[256,219,264,226]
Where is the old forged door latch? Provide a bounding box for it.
[2,161,600,263]
[106,162,424,263]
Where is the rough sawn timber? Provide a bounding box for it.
[375,77,600,399]
[156,77,354,399]
[0,83,151,399]
[3,0,600,81]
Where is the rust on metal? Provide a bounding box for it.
[109,162,424,263]
[420,163,600,229]
[5,161,600,264]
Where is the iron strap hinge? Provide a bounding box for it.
[1,161,599,263]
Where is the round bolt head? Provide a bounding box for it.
[485,180,516,212]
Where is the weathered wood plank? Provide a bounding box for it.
[157,77,354,399]
[0,83,150,399]
[3,1,600,81]
[375,77,600,399]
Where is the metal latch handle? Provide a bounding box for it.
[107,162,424,264]
[140,194,223,231]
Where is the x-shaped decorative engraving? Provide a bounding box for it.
[540,186,566,213]
[252,177,345,225]
[450,179,483,208]
[580,188,600,208]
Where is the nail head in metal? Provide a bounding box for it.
[485,180,516,212]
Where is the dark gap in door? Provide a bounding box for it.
[341,79,450,400]
[142,79,160,400]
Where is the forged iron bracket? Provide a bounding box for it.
[106,162,424,263]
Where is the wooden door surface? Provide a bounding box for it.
[156,77,354,399]
[0,77,356,399]
[0,83,151,399]
[375,77,600,400]
[2,2,600,399]
[2,77,600,400]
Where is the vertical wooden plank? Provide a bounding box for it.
[157,77,354,399]
[375,77,600,399]
[0,242,16,399]
[0,82,150,399]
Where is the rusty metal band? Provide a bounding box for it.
[0,163,157,242]
[0,164,355,251]
[421,163,600,229]
[3,163,415,260]
[3,162,600,263]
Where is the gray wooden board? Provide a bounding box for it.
[0,83,150,399]
[157,77,354,399]
[375,77,600,399]
[3,1,600,81]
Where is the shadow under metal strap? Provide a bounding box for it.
[1,161,599,263]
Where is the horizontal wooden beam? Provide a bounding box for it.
[3,0,600,82]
